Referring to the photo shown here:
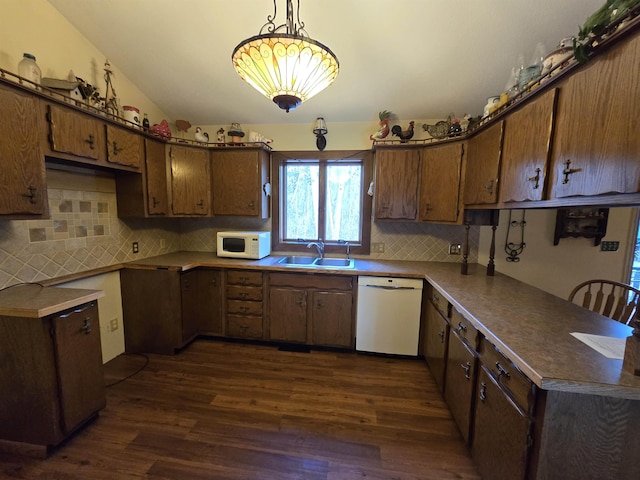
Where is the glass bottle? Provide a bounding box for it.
[18,53,41,85]
[142,113,150,132]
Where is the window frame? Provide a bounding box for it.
[272,150,372,255]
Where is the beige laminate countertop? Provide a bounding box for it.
[0,284,105,318]
[122,251,640,400]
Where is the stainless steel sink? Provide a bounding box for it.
[276,256,355,269]
[278,255,316,265]
[314,258,353,267]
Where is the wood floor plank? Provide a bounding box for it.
[0,339,480,479]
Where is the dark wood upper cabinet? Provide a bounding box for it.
[105,124,143,169]
[0,83,47,215]
[169,145,211,215]
[211,148,270,218]
[374,147,421,220]
[499,88,557,203]
[46,103,106,162]
[548,32,640,199]
[463,121,504,206]
[420,142,464,222]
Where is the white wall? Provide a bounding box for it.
[478,207,638,300]
[0,0,167,123]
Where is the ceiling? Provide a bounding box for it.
[47,0,604,126]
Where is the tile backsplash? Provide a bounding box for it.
[0,170,479,288]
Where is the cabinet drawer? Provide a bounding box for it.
[226,285,263,301]
[271,273,353,290]
[450,308,480,350]
[227,270,263,286]
[227,315,263,338]
[427,284,449,318]
[227,299,262,316]
[480,337,535,414]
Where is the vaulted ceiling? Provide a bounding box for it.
[48,0,604,125]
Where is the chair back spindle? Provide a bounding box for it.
[569,279,640,325]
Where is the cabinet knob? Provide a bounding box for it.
[460,361,472,380]
[528,168,541,189]
[196,199,205,208]
[82,317,92,334]
[484,179,494,195]
[152,196,160,207]
[479,381,487,402]
[112,141,123,155]
[562,159,581,184]
[22,185,37,204]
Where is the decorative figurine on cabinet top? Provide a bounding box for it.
[391,121,415,142]
[194,127,209,143]
[370,110,392,141]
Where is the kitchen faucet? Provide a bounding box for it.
[339,240,350,259]
[307,239,325,258]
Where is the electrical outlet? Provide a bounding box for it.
[371,242,385,253]
[132,241,139,253]
[109,318,118,332]
[601,241,619,252]
[160,238,166,249]
[449,243,462,255]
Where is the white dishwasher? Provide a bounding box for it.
[356,276,423,356]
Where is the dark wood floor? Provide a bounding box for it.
[0,339,481,479]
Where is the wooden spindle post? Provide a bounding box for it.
[461,224,470,275]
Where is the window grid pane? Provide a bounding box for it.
[283,164,319,241]
[325,165,362,242]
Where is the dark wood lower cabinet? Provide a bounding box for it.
[121,268,223,354]
[268,273,355,348]
[444,330,478,444]
[472,366,532,480]
[423,300,449,392]
[0,302,105,447]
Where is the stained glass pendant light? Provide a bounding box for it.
[232,0,339,112]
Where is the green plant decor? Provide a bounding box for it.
[573,0,640,63]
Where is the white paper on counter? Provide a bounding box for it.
[570,332,626,359]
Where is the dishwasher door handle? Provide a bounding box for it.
[363,285,417,290]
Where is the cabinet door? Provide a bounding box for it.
[420,142,463,222]
[268,287,307,343]
[211,149,269,217]
[423,301,449,393]
[444,330,478,444]
[52,302,106,434]
[472,366,532,480]
[0,84,47,214]
[145,139,169,215]
[499,88,557,203]
[106,124,143,168]
[463,120,503,205]
[196,269,223,335]
[120,268,182,354]
[181,270,200,342]
[47,104,106,161]
[549,33,640,198]
[374,148,420,220]
[169,145,211,215]
[310,290,353,347]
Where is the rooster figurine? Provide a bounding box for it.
[391,121,415,142]
[370,110,392,141]
[194,127,209,143]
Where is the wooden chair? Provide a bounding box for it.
[568,279,640,325]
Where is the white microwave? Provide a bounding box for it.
[217,231,271,259]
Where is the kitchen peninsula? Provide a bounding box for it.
[120,252,640,479]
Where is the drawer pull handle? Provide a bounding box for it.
[562,159,581,184]
[457,321,467,333]
[239,292,248,299]
[433,294,440,302]
[496,361,511,379]
[438,329,445,343]
[479,382,487,402]
[461,361,471,380]
[85,134,95,150]
[240,306,249,313]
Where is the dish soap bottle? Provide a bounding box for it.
[18,53,41,85]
